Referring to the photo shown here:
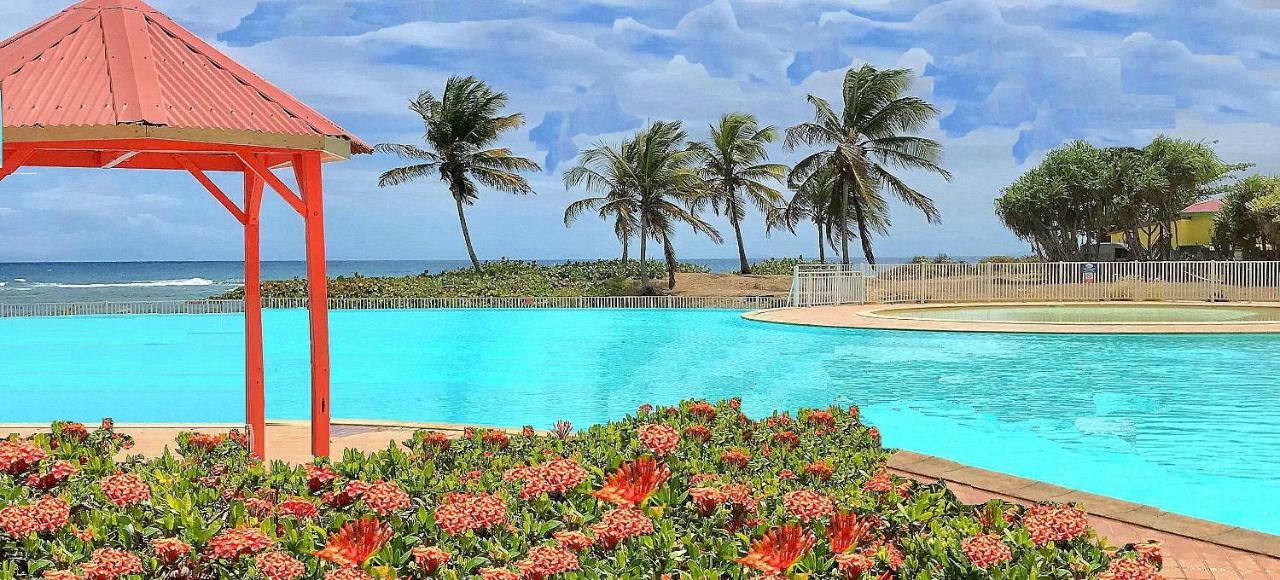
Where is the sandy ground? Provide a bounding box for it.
[665,272,791,296]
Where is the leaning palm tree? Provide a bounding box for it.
[631,121,723,291]
[375,76,541,271]
[563,142,640,261]
[785,65,950,265]
[772,165,890,263]
[690,113,787,274]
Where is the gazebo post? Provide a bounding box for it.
[296,153,331,458]
[243,171,267,459]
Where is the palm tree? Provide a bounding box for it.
[690,113,787,274]
[772,166,890,263]
[375,76,541,271]
[785,65,950,265]
[562,142,640,261]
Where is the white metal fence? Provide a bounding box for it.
[790,264,866,306]
[790,261,1280,306]
[0,295,791,319]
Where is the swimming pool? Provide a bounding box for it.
[878,303,1280,324]
[1,308,1277,534]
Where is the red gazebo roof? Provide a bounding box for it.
[0,0,370,160]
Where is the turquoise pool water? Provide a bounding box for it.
[1,308,1277,534]
[884,304,1280,323]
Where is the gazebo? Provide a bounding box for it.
[0,0,371,459]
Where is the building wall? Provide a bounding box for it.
[1109,213,1215,248]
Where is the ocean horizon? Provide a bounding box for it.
[0,258,943,304]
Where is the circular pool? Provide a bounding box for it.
[872,303,1280,324]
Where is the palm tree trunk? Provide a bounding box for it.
[850,192,876,266]
[731,214,751,274]
[840,181,852,266]
[816,217,826,263]
[662,233,677,290]
[454,196,481,271]
[621,236,629,262]
[638,215,652,293]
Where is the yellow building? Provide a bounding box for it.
[1109,199,1221,250]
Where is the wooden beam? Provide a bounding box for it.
[296,153,332,458]
[237,151,306,216]
[174,154,248,224]
[100,151,139,169]
[0,147,35,182]
[243,171,266,460]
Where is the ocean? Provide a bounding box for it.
[0,259,747,304]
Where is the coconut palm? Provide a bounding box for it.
[785,65,950,265]
[563,142,640,261]
[690,113,788,274]
[772,166,889,263]
[375,76,541,271]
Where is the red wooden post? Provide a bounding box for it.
[296,153,331,457]
[243,171,267,459]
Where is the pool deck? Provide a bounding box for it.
[744,302,1280,333]
[5,420,1278,578]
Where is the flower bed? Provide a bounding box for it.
[1,402,1163,579]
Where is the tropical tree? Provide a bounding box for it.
[562,142,639,261]
[690,113,788,274]
[1142,136,1246,259]
[1213,175,1280,259]
[785,65,950,266]
[375,76,541,270]
[771,166,889,263]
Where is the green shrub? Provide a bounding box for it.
[1,400,1161,579]
[748,257,821,275]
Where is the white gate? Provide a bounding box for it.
[790,264,866,306]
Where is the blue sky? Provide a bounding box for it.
[1,0,1279,262]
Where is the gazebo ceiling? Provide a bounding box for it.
[0,0,370,164]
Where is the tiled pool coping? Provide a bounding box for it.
[744,302,1280,333]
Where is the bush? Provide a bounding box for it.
[214,260,712,300]
[748,257,822,275]
[0,401,1161,579]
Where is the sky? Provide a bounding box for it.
[1,0,1279,262]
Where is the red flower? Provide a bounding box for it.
[553,531,594,551]
[637,404,653,416]
[434,493,508,535]
[719,448,750,469]
[504,459,588,499]
[1100,557,1162,580]
[868,426,881,447]
[804,410,835,428]
[98,473,150,507]
[325,569,375,580]
[735,525,817,575]
[305,464,337,492]
[42,571,78,580]
[1023,504,1089,545]
[0,439,47,475]
[0,504,38,537]
[419,431,452,453]
[151,537,192,565]
[481,429,511,449]
[779,469,797,480]
[245,497,275,518]
[827,512,877,553]
[804,461,834,481]
[783,489,835,522]
[32,496,69,532]
[682,424,711,443]
[589,508,654,549]
[961,534,1013,569]
[591,457,671,508]
[721,483,759,513]
[185,432,224,452]
[255,552,306,580]
[848,405,861,421]
[687,401,717,421]
[325,480,372,509]
[278,498,319,519]
[689,486,728,516]
[862,470,893,493]
[1133,541,1162,567]
[362,481,411,515]
[25,460,78,490]
[638,424,680,456]
[81,548,143,580]
[772,430,800,450]
[314,517,393,568]
[552,420,573,439]
[206,527,274,560]
[515,546,580,580]
[411,546,451,573]
[835,552,874,578]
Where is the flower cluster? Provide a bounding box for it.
[0,400,1153,579]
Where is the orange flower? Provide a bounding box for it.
[687,401,717,421]
[478,568,519,580]
[736,525,817,575]
[638,424,680,456]
[0,439,46,475]
[1023,504,1089,545]
[772,430,800,450]
[206,527,273,560]
[362,481,411,515]
[255,552,306,580]
[434,492,507,535]
[804,461,834,481]
[1100,557,1162,580]
[324,569,374,580]
[504,459,588,499]
[98,473,150,507]
[804,410,835,428]
[305,464,337,492]
[515,545,580,580]
[862,470,893,493]
[682,424,711,443]
[80,548,143,580]
[278,498,319,519]
[783,489,835,522]
[150,537,192,565]
[411,546,451,573]
[589,508,654,550]
[553,531,594,551]
[961,534,1013,569]
[42,570,78,580]
[689,486,728,516]
[25,460,78,490]
[719,448,750,469]
[835,552,873,579]
[827,512,877,553]
[314,517,393,568]
[591,457,671,508]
